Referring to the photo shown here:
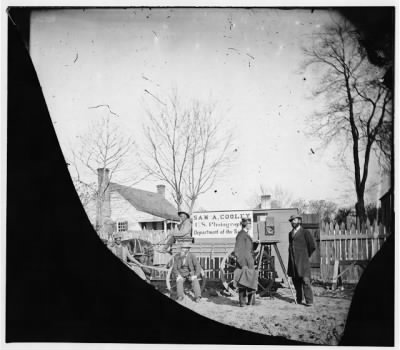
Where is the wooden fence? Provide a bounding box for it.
[170,243,235,280]
[302,214,321,281]
[318,220,390,283]
[120,229,169,244]
[105,221,391,285]
[118,230,233,279]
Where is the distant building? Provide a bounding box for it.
[86,168,179,239]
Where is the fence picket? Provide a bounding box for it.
[334,223,340,233]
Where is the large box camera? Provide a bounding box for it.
[254,216,275,240]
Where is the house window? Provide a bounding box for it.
[117,220,128,232]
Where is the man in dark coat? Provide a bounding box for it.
[287,214,316,306]
[172,241,202,302]
[235,218,255,269]
[234,218,259,306]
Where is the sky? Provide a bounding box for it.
[29,8,384,211]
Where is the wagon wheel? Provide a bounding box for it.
[220,249,275,297]
[220,250,239,296]
[166,265,207,297]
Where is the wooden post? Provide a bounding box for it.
[324,223,329,282]
[332,259,339,290]
[371,221,379,258]
[334,223,340,261]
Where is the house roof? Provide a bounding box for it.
[109,182,180,221]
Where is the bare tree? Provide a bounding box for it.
[68,114,137,230]
[183,101,232,212]
[71,114,134,179]
[290,198,309,215]
[69,165,97,211]
[302,17,392,223]
[307,200,338,223]
[141,91,234,212]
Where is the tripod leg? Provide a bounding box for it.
[273,243,297,304]
[257,245,265,271]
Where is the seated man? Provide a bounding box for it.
[162,210,192,253]
[108,232,147,281]
[102,217,116,241]
[172,241,202,302]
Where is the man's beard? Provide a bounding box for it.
[291,223,300,229]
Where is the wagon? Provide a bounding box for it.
[122,236,207,297]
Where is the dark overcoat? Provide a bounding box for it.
[234,229,255,269]
[287,227,316,278]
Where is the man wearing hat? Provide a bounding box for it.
[162,209,192,253]
[234,218,259,306]
[287,214,316,306]
[108,232,147,281]
[172,241,202,302]
[103,217,116,241]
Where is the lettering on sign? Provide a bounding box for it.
[192,211,253,239]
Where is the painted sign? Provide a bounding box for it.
[192,211,253,239]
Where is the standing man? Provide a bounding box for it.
[234,218,259,306]
[287,214,316,306]
[172,241,202,302]
[108,232,147,281]
[162,209,192,253]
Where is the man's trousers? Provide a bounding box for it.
[177,276,201,299]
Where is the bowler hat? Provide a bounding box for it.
[240,218,251,225]
[178,211,190,218]
[288,214,302,222]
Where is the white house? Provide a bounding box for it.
[107,182,180,232]
[88,168,179,239]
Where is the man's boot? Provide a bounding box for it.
[247,291,255,306]
[238,288,246,307]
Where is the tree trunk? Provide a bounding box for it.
[355,194,367,224]
[189,197,197,215]
[343,73,368,225]
[176,198,183,213]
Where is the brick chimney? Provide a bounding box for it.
[156,184,166,198]
[96,168,111,230]
[260,194,271,209]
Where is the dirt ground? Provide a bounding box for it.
[163,284,353,345]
